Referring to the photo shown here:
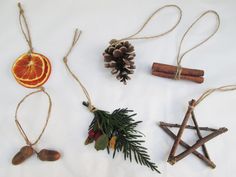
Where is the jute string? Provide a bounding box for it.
[174,10,220,79]
[115,4,182,43]
[188,85,236,109]
[15,3,52,146]
[63,29,96,112]
[15,87,52,146]
[18,3,33,54]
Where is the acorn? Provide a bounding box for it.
[12,146,34,165]
[38,149,60,161]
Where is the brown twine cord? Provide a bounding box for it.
[15,87,52,146]
[63,29,96,112]
[190,85,236,108]
[116,4,182,43]
[174,10,220,80]
[18,3,33,54]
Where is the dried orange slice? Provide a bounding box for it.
[12,53,45,81]
[12,53,51,88]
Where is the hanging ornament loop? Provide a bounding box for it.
[193,85,236,108]
[152,10,220,83]
[15,87,52,146]
[18,3,33,54]
[63,29,96,112]
[64,29,160,173]
[104,5,182,85]
[175,10,220,79]
[12,3,60,165]
[116,4,182,43]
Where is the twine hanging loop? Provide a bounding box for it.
[174,10,220,80]
[15,87,52,146]
[18,3,34,54]
[63,29,97,113]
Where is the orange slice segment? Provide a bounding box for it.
[12,53,45,81]
[16,54,51,88]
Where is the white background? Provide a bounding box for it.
[0,0,236,176]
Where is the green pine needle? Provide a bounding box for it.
[83,101,160,173]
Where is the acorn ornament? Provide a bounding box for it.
[11,3,60,165]
[103,39,136,84]
[102,5,182,84]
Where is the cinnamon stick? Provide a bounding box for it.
[152,63,204,77]
[152,71,204,83]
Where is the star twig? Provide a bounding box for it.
[159,99,228,169]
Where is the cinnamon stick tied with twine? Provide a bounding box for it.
[152,10,220,84]
[152,63,204,83]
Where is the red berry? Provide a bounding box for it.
[88,129,96,138]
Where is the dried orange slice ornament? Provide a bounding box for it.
[12,53,51,88]
[11,3,60,165]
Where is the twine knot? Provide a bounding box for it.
[63,57,68,63]
[88,104,97,113]
[39,86,45,91]
[18,3,24,14]
[188,105,195,110]
[82,101,97,112]
[109,39,118,45]
[27,48,34,54]
[188,99,196,110]
[174,65,182,80]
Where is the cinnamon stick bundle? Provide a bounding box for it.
[152,62,204,83]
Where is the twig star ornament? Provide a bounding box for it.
[11,3,60,165]
[152,10,220,83]
[159,85,236,168]
[103,5,182,85]
[63,29,160,173]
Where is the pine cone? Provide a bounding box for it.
[103,39,136,85]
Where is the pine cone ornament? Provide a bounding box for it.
[103,39,136,85]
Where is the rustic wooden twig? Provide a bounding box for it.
[171,127,228,164]
[159,97,228,169]
[168,99,196,161]
[190,107,210,160]
[159,123,216,168]
[159,122,217,131]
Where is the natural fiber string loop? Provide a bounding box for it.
[15,87,52,146]
[174,10,220,79]
[190,85,236,108]
[117,4,182,42]
[18,3,33,53]
[63,29,96,112]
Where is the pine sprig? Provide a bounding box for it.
[111,109,160,173]
[83,102,160,173]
